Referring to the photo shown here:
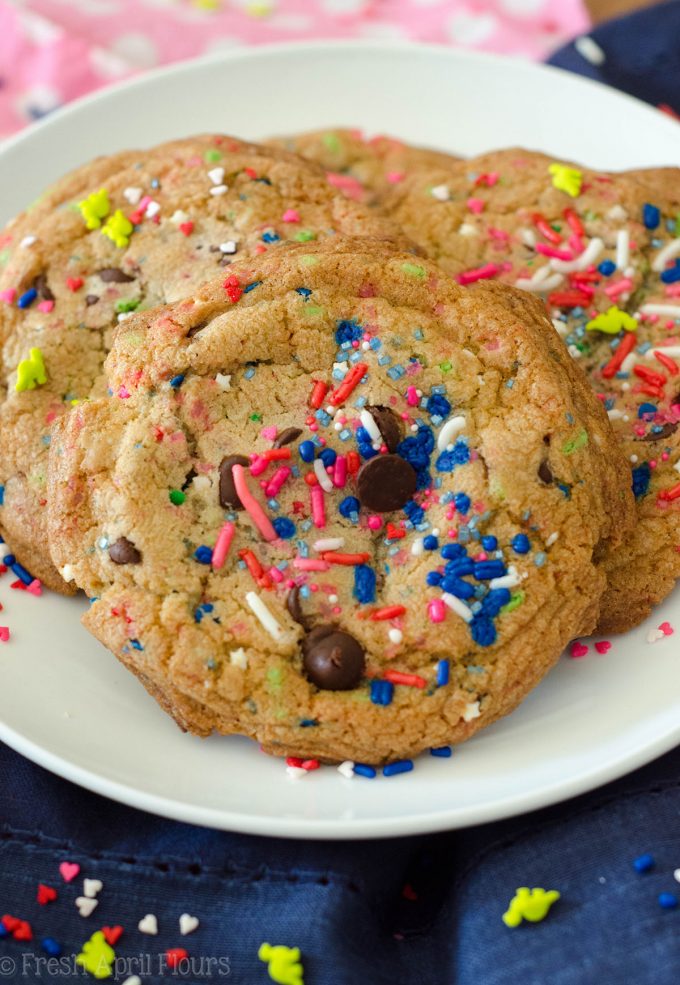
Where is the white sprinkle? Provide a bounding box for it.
[83,879,103,898]
[546,532,559,547]
[220,240,238,254]
[208,166,225,185]
[458,222,478,237]
[607,205,627,221]
[615,229,630,270]
[607,408,626,420]
[652,238,680,272]
[313,537,344,552]
[490,566,522,590]
[552,319,569,338]
[641,303,680,318]
[138,913,158,935]
[550,237,603,273]
[645,345,680,359]
[328,594,338,603]
[516,271,563,293]
[210,185,228,196]
[230,647,248,669]
[431,184,451,201]
[60,564,75,582]
[620,352,637,374]
[286,766,308,779]
[630,454,638,463]
[463,700,481,722]
[337,761,355,779]
[192,475,210,491]
[170,209,189,225]
[567,344,582,360]
[674,868,680,884]
[75,897,98,918]
[20,235,36,248]
[647,627,665,644]
[117,312,133,323]
[360,409,383,445]
[441,593,473,623]
[179,914,199,936]
[313,458,334,492]
[575,35,606,66]
[436,415,466,451]
[520,228,536,247]
[388,628,403,645]
[411,537,424,557]
[215,373,231,390]
[123,186,142,205]
[361,340,371,351]
[245,591,284,641]
[674,460,680,474]
[145,200,160,219]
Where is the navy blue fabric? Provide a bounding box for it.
[548,0,680,116]
[3,9,680,982]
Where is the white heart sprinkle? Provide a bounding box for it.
[75,896,98,917]
[431,184,450,202]
[145,201,160,218]
[138,913,158,935]
[229,647,248,670]
[207,167,225,185]
[170,209,189,225]
[20,235,37,248]
[215,373,231,391]
[179,913,199,935]
[122,977,142,985]
[83,878,103,898]
[286,766,307,779]
[123,187,142,205]
[209,185,228,196]
[674,869,680,883]
[337,761,354,779]
[219,241,237,254]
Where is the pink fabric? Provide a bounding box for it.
[0,0,590,138]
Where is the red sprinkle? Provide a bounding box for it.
[165,949,188,970]
[179,221,194,236]
[548,290,593,308]
[370,605,407,621]
[224,275,243,304]
[383,670,427,689]
[66,276,84,292]
[347,451,361,474]
[563,207,585,237]
[309,380,329,409]
[36,885,57,906]
[101,926,124,946]
[321,552,371,565]
[602,333,636,379]
[329,363,368,406]
[653,350,680,376]
[533,212,562,244]
[633,364,667,387]
[659,482,680,502]
[238,549,272,589]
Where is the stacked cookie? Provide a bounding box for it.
[3,129,674,764]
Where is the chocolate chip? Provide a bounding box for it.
[186,321,207,339]
[181,468,197,491]
[85,294,99,306]
[365,405,402,452]
[538,460,554,484]
[108,537,141,564]
[274,427,303,449]
[32,274,54,301]
[286,586,311,628]
[356,454,417,512]
[302,626,365,690]
[219,455,249,509]
[637,422,678,442]
[98,267,135,283]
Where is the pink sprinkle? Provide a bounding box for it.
[570,641,589,659]
[467,197,485,214]
[488,227,510,242]
[231,464,278,542]
[0,289,16,304]
[386,171,404,184]
[117,386,130,399]
[659,621,674,636]
[604,277,633,299]
[294,557,329,572]
[568,234,584,253]
[0,628,9,642]
[260,425,278,441]
[311,485,326,529]
[211,521,235,569]
[264,466,291,498]
[428,598,446,623]
[282,209,300,223]
[326,171,364,201]
[456,263,499,285]
[26,579,41,596]
[594,640,611,654]
[249,455,268,477]
[406,385,419,406]
[268,566,284,583]
[367,516,382,531]
[535,243,573,260]
[333,454,347,489]
[37,300,54,313]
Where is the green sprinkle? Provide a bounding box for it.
[401,262,426,278]
[169,489,185,505]
[0,249,10,267]
[322,132,342,153]
[204,149,222,162]
[250,412,262,422]
[562,429,588,455]
[266,667,283,691]
[303,305,324,317]
[294,230,316,242]
[115,298,141,313]
[300,255,319,267]
[501,591,525,614]
[439,360,452,373]
[675,213,680,237]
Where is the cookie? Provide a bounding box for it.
[0,134,405,592]
[382,148,680,633]
[269,128,459,207]
[47,239,634,763]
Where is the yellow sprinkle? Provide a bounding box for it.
[78,189,110,230]
[549,163,583,198]
[191,0,221,9]
[245,1,273,16]
[102,210,133,249]
[75,931,115,979]
[586,305,638,334]
[258,943,304,985]
[15,347,46,392]
[502,887,560,928]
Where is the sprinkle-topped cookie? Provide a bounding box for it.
[0,135,405,592]
[382,148,680,632]
[48,240,633,763]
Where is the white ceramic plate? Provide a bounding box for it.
[0,42,679,839]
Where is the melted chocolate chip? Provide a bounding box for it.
[85,294,99,306]
[356,454,417,512]
[302,626,365,691]
[365,405,402,452]
[181,468,197,491]
[274,427,303,449]
[538,460,554,484]
[108,537,141,564]
[219,455,250,510]
[637,422,678,442]
[98,267,135,283]
[286,586,311,628]
[32,274,54,301]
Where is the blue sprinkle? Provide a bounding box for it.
[659,893,678,910]
[383,760,413,777]
[660,263,680,284]
[262,231,280,243]
[426,571,442,587]
[423,535,439,551]
[201,603,214,613]
[470,615,496,647]
[353,564,376,604]
[355,426,371,444]
[445,557,474,577]
[387,365,405,381]
[318,447,337,467]
[436,659,450,686]
[633,853,655,873]
[481,535,497,551]
[169,373,185,389]
[353,763,377,778]
[632,463,651,499]
[339,495,360,518]
[454,492,471,514]
[481,588,511,616]
[18,287,37,308]
[0,923,7,939]
[335,319,363,345]
[358,442,378,460]
[441,543,466,560]
[403,499,425,524]
[430,746,452,758]
[397,425,435,490]
[299,440,316,462]
[440,575,475,599]
[194,545,213,564]
[130,638,144,650]
[370,680,394,706]
[273,517,296,539]
[295,287,311,298]
[598,259,616,276]
[643,203,660,229]
[534,552,547,567]
[299,718,318,727]
[427,393,451,420]
[41,938,62,956]
[436,440,470,473]
[473,560,506,580]
[3,554,15,565]
[0,486,4,506]
[511,533,531,554]
[637,402,657,419]
[339,428,352,441]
